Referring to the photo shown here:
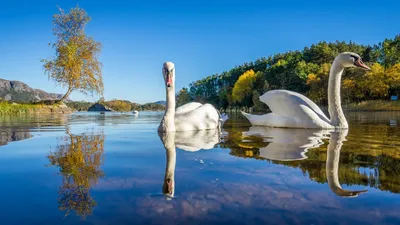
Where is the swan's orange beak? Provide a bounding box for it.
[166,71,172,87]
[354,58,370,71]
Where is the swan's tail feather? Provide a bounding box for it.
[241,111,256,124]
[241,111,250,117]
[241,111,289,127]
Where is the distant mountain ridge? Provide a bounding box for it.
[153,101,166,105]
[0,78,69,102]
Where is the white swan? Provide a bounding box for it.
[158,128,221,198]
[132,110,139,115]
[158,62,228,132]
[241,52,370,129]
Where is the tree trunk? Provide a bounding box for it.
[59,87,73,103]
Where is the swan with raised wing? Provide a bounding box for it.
[241,52,370,129]
[158,62,228,132]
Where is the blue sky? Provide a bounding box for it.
[0,0,398,104]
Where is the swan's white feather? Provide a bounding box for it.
[175,102,203,115]
[260,90,330,122]
[174,102,227,131]
[242,90,332,128]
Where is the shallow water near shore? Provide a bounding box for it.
[0,111,400,225]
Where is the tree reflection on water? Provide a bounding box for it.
[48,129,105,217]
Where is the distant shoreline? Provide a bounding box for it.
[1,100,399,115]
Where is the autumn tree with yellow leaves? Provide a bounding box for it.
[359,63,389,99]
[306,63,330,104]
[232,69,258,104]
[104,100,131,111]
[42,6,103,102]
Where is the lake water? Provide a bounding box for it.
[0,111,400,225]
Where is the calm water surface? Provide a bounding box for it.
[0,111,400,225]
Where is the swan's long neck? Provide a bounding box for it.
[328,60,347,128]
[159,85,176,132]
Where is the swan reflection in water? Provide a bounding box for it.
[233,126,368,197]
[158,129,221,198]
[242,127,330,161]
[158,126,367,199]
[326,130,368,197]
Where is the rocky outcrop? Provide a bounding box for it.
[88,103,113,112]
[34,89,66,101]
[0,78,69,103]
[34,103,73,114]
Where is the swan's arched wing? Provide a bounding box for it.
[175,102,203,115]
[175,103,220,131]
[260,90,330,124]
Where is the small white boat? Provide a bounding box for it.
[133,110,139,115]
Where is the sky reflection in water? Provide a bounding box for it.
[0,111,399,225]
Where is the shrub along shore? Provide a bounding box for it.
[341,100,400,111]
[0,101,72,115]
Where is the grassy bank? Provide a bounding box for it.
[343,100,400,111]
[0,101,72,115]
[0,102,41,114]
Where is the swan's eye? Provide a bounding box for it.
[350,55,358,61]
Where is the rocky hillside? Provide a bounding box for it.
[153,101,166,105]
[0,78,68,103]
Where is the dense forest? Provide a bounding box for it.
[176,35,400,111]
